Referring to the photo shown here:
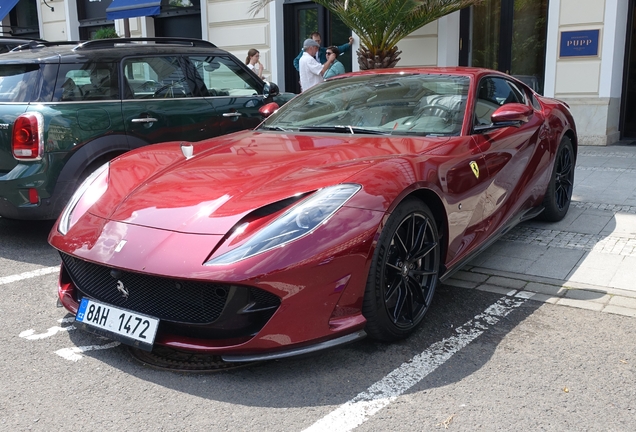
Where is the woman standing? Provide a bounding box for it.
[323,46,345,79]
[246,48,264,79]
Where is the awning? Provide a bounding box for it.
[106,0,161,21]
[0,0,20,22]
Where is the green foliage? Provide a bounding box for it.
[92,27,119,40]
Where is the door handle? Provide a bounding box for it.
[131,117,158,123]
[223,112,242,117]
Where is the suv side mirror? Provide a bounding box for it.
[263,81,280,98]
[474,103,533,133]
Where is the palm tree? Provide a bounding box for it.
[249,0,483,69]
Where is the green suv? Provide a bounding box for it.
[0,38,293,220]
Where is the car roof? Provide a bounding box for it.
[335,66,512,82]
[0,37,228,64]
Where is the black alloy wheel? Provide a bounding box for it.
[363,199,440,341]
[539,136,575,221]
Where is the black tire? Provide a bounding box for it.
[538,136,575,222]
[363,199,440,341]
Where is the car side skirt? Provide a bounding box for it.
[440,205,545,282]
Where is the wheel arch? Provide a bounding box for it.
[393,187,449,274]
[562,129,578,161]
[47,134,148,218]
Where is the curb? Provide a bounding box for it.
[442,266,636,318]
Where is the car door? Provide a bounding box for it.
[187,55,269,135]
[471,75,551,235]
[121,55,219,147]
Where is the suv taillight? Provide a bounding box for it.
[12,112,44,160]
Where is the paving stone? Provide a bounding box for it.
[525,282,567,296]
[522,292,560,304]
[475,284,517,296]
[602,305,636,318]
[485,276,527,289]
[608,296,636,309]
[525,248,585,280]
[556,298,604,311]
[443,278,478,289]
[563,289,611,304]
[451,270,489,283]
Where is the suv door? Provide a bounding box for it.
[188,55,270,135]
[121,55,219,147]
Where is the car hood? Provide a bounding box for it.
[91,130,448,235]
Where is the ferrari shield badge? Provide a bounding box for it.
[469,161,480,179]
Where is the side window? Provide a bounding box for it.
[53,62,120,102]
[122,56,194,99]
[189,56,261,97]
[0,64,40,102]
[474,77,525,125]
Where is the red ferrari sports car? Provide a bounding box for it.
[48,67,576,362]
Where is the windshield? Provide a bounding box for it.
[260,74,470,136]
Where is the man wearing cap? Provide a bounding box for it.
[293,32,354,72]
[299,38,336,92]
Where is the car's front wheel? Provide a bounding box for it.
[363,199,440,341]
[539,135,575,222]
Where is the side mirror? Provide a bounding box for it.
[474,103,533,133]
[263,81,280,98]
[259,102,279,118]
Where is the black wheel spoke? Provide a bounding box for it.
[411,241,438,262]
[411,268,438,276]
[386,262,401,272]
[385,277,403,302]
[407,276,428,304]
[394,231,409,255]
[392,286,407,323]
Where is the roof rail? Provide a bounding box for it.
[11,41,81,52]
[75,37,217,50]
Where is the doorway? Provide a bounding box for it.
[459,0,548,94]
[283,0,352,93]
[620,0,636,139]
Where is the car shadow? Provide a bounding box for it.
[66,283,542,409]
[0,217,59,267]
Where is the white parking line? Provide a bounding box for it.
[303,295,526,432]
[55,342,121,362]
[19,325,75,340]
[0,266,60,286]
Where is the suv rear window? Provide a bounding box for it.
[0,64,40,102]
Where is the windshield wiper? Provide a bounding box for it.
[260,125,290,131]
[297,125,388,135]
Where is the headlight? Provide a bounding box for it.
[206,183,361,265]
[58,162,109,235]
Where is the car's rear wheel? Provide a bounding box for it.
[363,199,440,341]
[539,136,575,222]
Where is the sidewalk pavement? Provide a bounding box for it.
[443,143,636,318]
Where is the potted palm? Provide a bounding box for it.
[250,0,482,70]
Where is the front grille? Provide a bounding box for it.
[60,253,279,325]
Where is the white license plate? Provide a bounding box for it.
[76,298,159,349]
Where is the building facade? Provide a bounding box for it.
[1,0,631,145]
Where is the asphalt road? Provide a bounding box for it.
[1,217,634,431]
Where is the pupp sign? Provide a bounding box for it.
[560,30,600,57]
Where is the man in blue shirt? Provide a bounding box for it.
[293,32,354,71]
